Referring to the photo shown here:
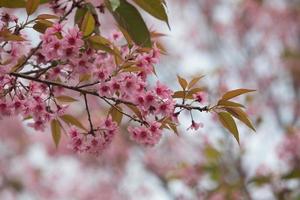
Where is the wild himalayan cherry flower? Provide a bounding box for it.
[67,117,118,155]
[110,31,122,41]
[0,12,17,24]
[155,81,173,99]
[0,24,178,154]
[187,120,204,131]
[128,122,162,146]
[40,24,83,61]
[193,91,207,103]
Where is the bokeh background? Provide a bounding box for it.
[1,0,300,199]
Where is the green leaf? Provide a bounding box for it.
[109,0,120,11]
[23,116,33,121]
[0,0,26,8]
[106,0,152,47]
[88,35,118,56]
[40,0,50,4]
[0,0,48,8]
[81,11,95,37]
[221,89,256,101]
[218,112,239,144]
[177,75,188,90]
[0,0,47,8]
[56,95,77,103]
[75,7,88,25]
[204,146,221,161]
[249,176,271,186]
[132,0,169,27]
[88,35,123,64]
[225,107,256,132]
[203,164,221,181]
[51,119,61,148]
[282,169,300,180]
[60,114,88,131]
[109,105,123,125]
[217,100,245,108]
[75,4,100,35]
[86,3,100,35]
[117,25,134,46]
[26,0,40,15]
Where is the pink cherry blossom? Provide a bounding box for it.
[193,91,207,103]
[187,120,204,131]
[128,122,162,146]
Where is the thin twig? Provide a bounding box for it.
[13,0,82,73]
[11,72,210,123]
[175,104,209,112]
[10,72,146,124]
[83,94,95,135]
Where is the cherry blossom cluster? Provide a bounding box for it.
[0,7,211,156]
[0,13,29,76]
[37,24,177,143]
[0,12,64,130]
[68,116,117,155]
[128,121,162,146]
[0,79,67,131]
[0,16,183,155]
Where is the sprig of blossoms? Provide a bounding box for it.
[68,117,117,155]
[0,4,253,157]
[0,20,180,155]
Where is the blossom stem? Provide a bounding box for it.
[83,94,95,135]
[9,72,146,124]
[175,104,209,112]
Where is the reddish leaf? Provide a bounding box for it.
[60,114,87,131]
[109,105,123,125]
[221,89,255,101]
[177,75,188,90]
[218,112,239,144]
[56,95,78,103]
[188,75,205,89]
[26,0,40,15]
[217,100,245,108]
[37,14,59,19]
[225,107,256,132]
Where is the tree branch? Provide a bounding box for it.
[83,94,95,135]
[13,0,83,73]
[175,104,209,112]
[9,72,146,125]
